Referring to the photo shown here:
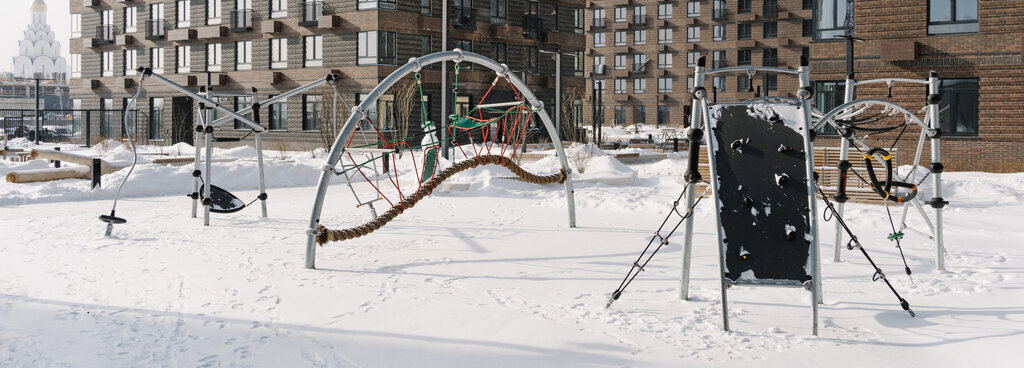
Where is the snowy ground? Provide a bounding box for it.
[1,141,1022,367]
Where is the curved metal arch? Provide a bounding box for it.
[704,66,801,76]
[303,49,577,269]
[814,98,928,132]
[855,78,930,87]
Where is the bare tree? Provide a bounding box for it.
[317,85,350,152]
[388,79,419,145]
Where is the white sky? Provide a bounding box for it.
[0,0,71,73]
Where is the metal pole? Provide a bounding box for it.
[680,58,705,301]
[34,78,40,145]
[798,63,821,335]
[833,76,855,262]
[927,72,945,271]
[191,100,202,218]
[440,0,449,159]
[555,53,561,137]
[253,88,268,218]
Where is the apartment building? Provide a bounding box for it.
[810,0,1024,172]
[68,0,586,148]
[585,0,813,128]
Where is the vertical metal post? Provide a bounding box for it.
[253,89,268,218]
[85,110,92,148]
[91,158,101,189]
[680,58,705,301]
[555,52,561,137]
[440,0,449,159]
[927,72,945,271]
[34,78,41,145]
[203,97,214,226]
[53,147,61,168]
[799,63,821,335]
[833,76,856,262]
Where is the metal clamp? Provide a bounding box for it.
[453,48,465,63]
[408,57,423,73]
[497,63,511,79]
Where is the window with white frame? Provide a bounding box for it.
[687,1,700,17]
[151,47,164,74]
[70,54,81,78]
[593,55,606,74]
[358,31,377,65]
[71,14,81,38]
[658,77,672,93]
[614,78,626,94]
[659,3,673,19]
[658,52,672,69]
[235,41,251,70]
[634,29,646,45]
[658,28,672,44]
[100,51,113,77]
[271,38,288,69]
[633,5,646,25]
[593,79,606,93]
[714,25,726,41]
[125,6,138,33]
[124,49,138,76]
[594,8,606,28]
[176,45,191,73]
[634,78,646,93]
[713,50,726,68]
[633,53,647,72]
[614,31,626,46]
[206,0,221,25]
[687,76,694,89]
[594,32,606,47]
[687,26,700,42]
[687,51,699,67]
[614,54,626,70]
[176,0,191,28]
[614,7,627,22]
[271,0,288,19]
[358,0,397,10]
[305,35,323,67]
[712,76,726,91]
[207,43,222,71]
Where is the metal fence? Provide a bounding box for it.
[1,109,140,147]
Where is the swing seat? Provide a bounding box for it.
[200,184,248,213]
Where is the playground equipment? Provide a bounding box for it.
[609,57,920,336]
[304,49,576,269]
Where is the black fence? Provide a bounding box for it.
[1,109,140,147]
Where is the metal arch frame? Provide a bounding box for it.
[678,58,822,335]
[817,72,947,272]
[303,49,578,270]
[137,67,341,225]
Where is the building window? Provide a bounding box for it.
[102,51,114,77]
[574,8,585,34]
[738,23,752,40]
[614,54,626,70]
[358,31,396,65]
[929,0,978,34]
[712,0,726,19]
[739,0,751,13]
[634,78,647,93]
[633,5,647,25]
[234,96,252,129]
[687,1,699,17]
[124,49,138,76]
[491,0,507,24]
[593,55,606,74]
[687,51,699,67]
[763,0,778,17]
[737,75,751,92]
[615,31,627,46]
[593,79,606,93]
[422,35,433,57]
[687,26,700,42]
[634,106,646,125]
[614,6,627,22]
[803,0,813,10]
[737,50,751,66]
[71,14,82,38]
[302,94,323,131]
[712,76,726,92]
[70,54,81,78]
[614,106,626,125]
[176,46,191,73]
[763,22,778,39]
[420,0,431,15]
[713,25,726,41]
[633,54,647,73]
[634,30,647,45]
[270,38,287,69]
[762,48,778,67]
[525,46,539,73]
[659,3,673,19]
[235,41,251,70]
[802,19,813,37]
[594,32,606,47]
[658,28,673,44]
[815,0,854,39]
[305,35,323,67]
[594,8,606,28]
[657,52,672,69]
[657,105,670,126]
[176,0,191,28]
[268,95,287,130]
[687,76,694,89]
[149,97,164,140]
[614,78,626,94]
[938,79,979,136]
[100,98,113,137]
[658,77,673,93]
[207,43,222,72]
[712,50,726,69]
[271,0,288,19]
[492,42,507,64]
[125,6,138,32]
[151,47,164,74]
[358,0,397,10]
[765,74,778,91]
[814,81,845,135]
[206,0,221,25]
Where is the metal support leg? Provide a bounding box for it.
[928,72,946,271]
[203,128,213,226]
[680,69,705,301]
[191,126,202,219]
[255,132,268,218]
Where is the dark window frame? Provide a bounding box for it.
[927,0,979,35]
[938,78,980,136]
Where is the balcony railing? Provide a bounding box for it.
[146,19,166,40]
[523,15,544,39]
[230,9,253,32]
[633,15,647,26]
[299,1,323,26]
[95,25,116,45]
[713,8,727,20]
[763,3,779,18]
[762,57,778,67]
[452,7,476,31]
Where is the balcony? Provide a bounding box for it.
[523,15,544,39]
[629,63,649,76]
[452,7,476,31]
[632,15,648,28]
[763,3,779,18]
[95,25,116,45]
[230,9,253,32]
[299,1,323,27]
[146,19,166,40]
[590,19,607,31]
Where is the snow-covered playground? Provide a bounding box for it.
[1,137,1021,367]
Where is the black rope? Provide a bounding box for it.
[817,180,916,317]
[606,182,710,308]
[883,200,914,277]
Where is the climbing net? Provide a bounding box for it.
[317,58,569,245]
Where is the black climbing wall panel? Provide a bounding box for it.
[709,104,812,285]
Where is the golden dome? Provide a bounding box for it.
[30,0,47,12]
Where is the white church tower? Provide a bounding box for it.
[12,0,68,80]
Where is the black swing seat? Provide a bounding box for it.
[99,214,127,224]
[200,184,248,213]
